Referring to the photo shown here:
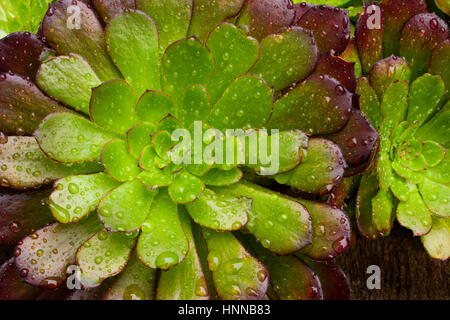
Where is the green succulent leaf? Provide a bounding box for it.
[356,168,380,240]
[137,190,189,270]
[77,229,137,287]
[103,253,157,300]
[419,177,449,217]
[155,114,184,133]
[139,145,159,171]
[356,77,381,129]
[35,112,118,163]
[49,173,120,224]
[377,152,393,192]
[162,37,214,104]
[369,56,411,100]
[217,182,312,255]
[37,54,102,114]
[0,136,100,190]
[203,229,268,300]
[135,91,176,125]
[136,0,192,51]
[251,27,318,91]
[379,80,409,126]
[98,179,156,232]
[390,173,417,202]
[188,0,245,41]
[126,123,156,159]
[201,168,243,186]
[156,207,209,300]
[186,189,250,231]
[137,170,173,190]
[396,140,427,172]
[206,23,260,104]
[168,170,205,204]
[407,73,445,126]
[0,0,55,34]
[106,11,160,95]
[101,139,141,182]
[275,138,346,195]
[371,189,395,235]
[209,74,273,130]
[421,216,450,260]
[391,121,410,146]
[397,188,432,236]
[178,84,211,127]
[416,106,450,149]
[269,75,352,135]
[90,80,139,134]
[422,149,450,185]
[422,141,446,168]
[14,213,102,288]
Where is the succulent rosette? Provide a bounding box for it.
[339,0,450,260]
[0,0,381,300]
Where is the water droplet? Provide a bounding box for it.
[155,252,178,269]
[332,237,348,254]
[123,284,145,300]
[68,183,79,194]
[257,269,267,282]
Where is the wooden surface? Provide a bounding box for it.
[337,225,450,300]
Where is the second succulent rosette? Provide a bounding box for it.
[339,0,449,260]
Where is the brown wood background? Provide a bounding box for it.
[337,226,450,300]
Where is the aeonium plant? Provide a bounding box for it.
[0,0,378,300]
[343,0,449,260]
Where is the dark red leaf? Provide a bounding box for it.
[35,287,69,300]
[0,188,54,246]
[298,200,351,261]
[382,0,428,56]
[41,0,121,81]
[0,258,42,300]
[242,0,296,40]
[355,2,384,74]
[399,13,448,79]
[292,2,313,25]
[0,73,63,135]
[312,52,356,92]
[296,5,350,55]
[14,214,101,289]
[0,32,51,82]
[325,109,379,168]
[428,39,450,99]
[92,0,136,23]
